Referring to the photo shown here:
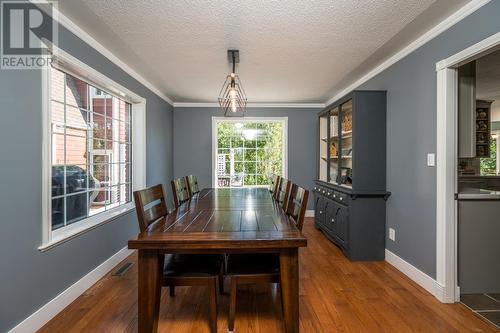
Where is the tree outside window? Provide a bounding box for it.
[480,136,497,175]
[216,121,284,187]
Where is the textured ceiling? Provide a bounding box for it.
[60,0,445,103]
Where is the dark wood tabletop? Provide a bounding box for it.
[129,187,307,333]
[129,188,307,251]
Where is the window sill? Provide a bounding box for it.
[38,202,135,252]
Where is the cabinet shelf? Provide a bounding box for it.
[322,131,353,141]
[322,156,352,161]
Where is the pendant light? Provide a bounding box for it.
[218,50,247,117]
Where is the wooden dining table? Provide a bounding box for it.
[128,187,307,333]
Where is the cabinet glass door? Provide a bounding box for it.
[340,100,353,187]
[319,112,328,182]
[329,107,340,184]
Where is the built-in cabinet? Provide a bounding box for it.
[457,61,493,159]
[475,100,493,157]
[314,91,390,261]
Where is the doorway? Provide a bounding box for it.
[436,32,500,325]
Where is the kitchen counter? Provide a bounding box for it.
[458,187,500,200]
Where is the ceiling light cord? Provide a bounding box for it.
[232,51,236,74]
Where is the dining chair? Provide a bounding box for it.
[171,177,191,208]
[226,182,309,332]
[275,176,291,210]
[269,174,280,196]
[185,174,200,197]
[133,184,222,333]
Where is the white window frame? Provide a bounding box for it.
[211,116,288,188]
[40,46,146,251]
[435,32,500,303]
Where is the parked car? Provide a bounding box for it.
[52,165,99,229]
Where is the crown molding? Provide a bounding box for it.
[35,1,174,106]
[38,0,490,108]
[174,102,325,108]
[325,0,491,106]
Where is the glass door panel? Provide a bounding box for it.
[329,107,340,184]
[340,100,353,187]
[319,112,328,182]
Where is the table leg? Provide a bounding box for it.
[280,248,299,333]
[138,250,163,333]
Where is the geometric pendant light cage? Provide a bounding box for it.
[218,50,247,117]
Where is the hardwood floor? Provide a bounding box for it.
[40,219,498,332]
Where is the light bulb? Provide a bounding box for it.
[230,87,237,112]
[231,98,237,112]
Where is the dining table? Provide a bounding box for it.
[128,187,308,333]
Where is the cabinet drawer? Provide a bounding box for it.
[314,186,328,196]
[334,191,348,204]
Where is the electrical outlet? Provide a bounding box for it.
[389,228,396,241]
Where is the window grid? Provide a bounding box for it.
[216,122,283,187]
[51,67,133,231]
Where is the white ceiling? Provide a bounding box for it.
[59,0,470,104]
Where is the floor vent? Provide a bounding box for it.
[112,262,133,277]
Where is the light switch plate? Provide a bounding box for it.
[389,228,396,241]
[427,153,436,167]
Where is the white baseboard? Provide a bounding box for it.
[305,210,315,217]
[9,247,133,333]
[385,249,444,301]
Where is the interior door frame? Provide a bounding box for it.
[435,32,500,303]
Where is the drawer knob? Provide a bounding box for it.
[331,218,335,222]
[333,194,336,198]
[319,211,323,214]
[340,197,343,201]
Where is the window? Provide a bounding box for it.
[212,117,287,187]
[480,135,498,175]
[50,67,133,230]
[41,47,146,250]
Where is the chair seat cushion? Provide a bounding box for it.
[163,254,222,277]
[226,254,280,275]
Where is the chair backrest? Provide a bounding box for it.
[185,174,200,196]
[275,177,291,209]
[285,183,309,231]
[171,177,191,208]
[272,175,281,200]
[269,174,280,195]
[133,184,169,232]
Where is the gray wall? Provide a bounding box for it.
[353,1,500,278]
[173,107,317,208]
[0,23,173,331]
